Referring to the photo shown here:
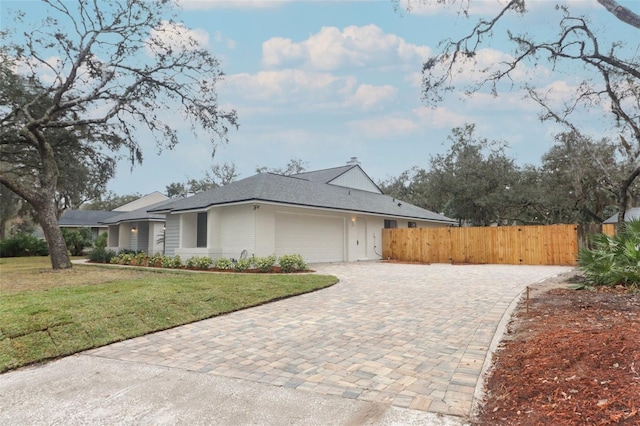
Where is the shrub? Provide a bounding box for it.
[110,253,134,265]
[278,254,308,273]
[62,227,93,256]
[87,247,116,263]
[0,233,49,257]
[234,257,252,272]
[170,255,182,268]
[161,255,174,268]
[94,232,108,249]
[579,219,640,287]
[254,255,277,272]
[149,252,163,267]
[131,252,148,266]
[186,256,213,270]
[215,257,233,270]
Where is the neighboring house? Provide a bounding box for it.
[603,208,640,224]
[100,193,171,255]
[58,191,171,254]
[150,162,457,264]
[58,210,120,240]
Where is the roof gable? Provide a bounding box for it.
[101,198,174,225]
[113,191,169,212]
[292,165,382,194]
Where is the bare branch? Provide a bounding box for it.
[597,0,640,30]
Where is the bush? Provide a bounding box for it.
[87,247,116,263]
[130,252,148,266]
[186,256,213,270]
[170,255,182,268]
[254,255,277,272]
[0,233,49,257]
[234,257,252,272]
[579,219,640,287]
[94,232,108,249]
[161,255,174,268]
[278,254,308,273]
[62,227,93,256]
[116,253,134,265]
[149,252,163,267]
[214,257,233,270]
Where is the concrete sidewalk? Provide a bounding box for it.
[0,262,572,425]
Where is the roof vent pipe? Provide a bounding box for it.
[346,156,360,165]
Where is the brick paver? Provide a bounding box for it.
[87,262,572,417]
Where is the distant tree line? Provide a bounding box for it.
[378,124,638,226]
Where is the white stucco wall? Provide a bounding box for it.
[169,202,451,264]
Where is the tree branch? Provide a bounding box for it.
[597,0,640,30]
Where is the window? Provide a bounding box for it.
[384,219,397,229]
[197,212,207,248]
[408,221,417,228]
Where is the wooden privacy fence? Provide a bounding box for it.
[382,224,604,266]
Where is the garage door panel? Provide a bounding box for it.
[275,213,344,263]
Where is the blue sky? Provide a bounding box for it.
[2,0,638,197]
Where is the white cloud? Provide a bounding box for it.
[176,0,293,10]
[348,116,419,138]
[147,21,210,56]
[348,84,398,111]
[213,30,236,49]
[466,90,538,113]
[225,69,399,113]
[413,105,469,129]
[262,24,431,71]
[225,69,355,106]
[262,37,304,68]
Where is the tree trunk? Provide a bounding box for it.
[616,166,640,231]
[37,198,72,270]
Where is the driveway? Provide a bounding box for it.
[0,262,572,425]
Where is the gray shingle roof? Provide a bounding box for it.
[150,172,456,224]
[100,199,174,225]
[59,210,119,227]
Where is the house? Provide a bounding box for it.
[149,162,457,263]
[59,192,171,254]
[603,208,640,224]
[58,210,120,240]
[100,192,171,255]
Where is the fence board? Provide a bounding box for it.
[602,224,615,236]
[382,224,593,266]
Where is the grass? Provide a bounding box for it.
[0,256,338,373]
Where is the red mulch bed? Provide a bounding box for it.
[474,282,640,425]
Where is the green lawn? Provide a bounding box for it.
[0,256,338,373]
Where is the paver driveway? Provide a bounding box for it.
[87,262,573,418]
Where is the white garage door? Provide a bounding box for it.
[275,212,345,263]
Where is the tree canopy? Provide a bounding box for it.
[410,0,640,225]
[0,0,237,269]
[379,125,630,226]
[165,162,239,198]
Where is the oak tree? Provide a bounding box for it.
[0,0,237,269]
[412,0,640,225]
